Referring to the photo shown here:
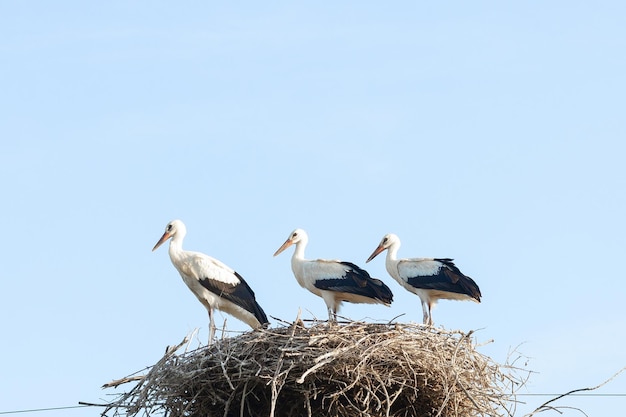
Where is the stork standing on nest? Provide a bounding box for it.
[153,220,269,342]
[273,228,393,322]
[366,233,481,326]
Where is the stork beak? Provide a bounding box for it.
[152,231,172,252]
[273,238,293,257]
[366,244,385,263]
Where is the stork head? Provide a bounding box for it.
[273,228,307,256]
[366,233,400,262]
[152,219,186,251]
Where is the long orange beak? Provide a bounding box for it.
[152,231,172,252]
[366,244,386,263]
[273,238,293,256]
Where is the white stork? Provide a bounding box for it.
[152,220,269,342]
[273,228,393,322]
[366,233,481,326]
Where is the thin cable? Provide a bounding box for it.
[519,393,626,397]
[1,394,625,414]
[0,405,89,415]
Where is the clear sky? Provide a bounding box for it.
[1,2,625,416]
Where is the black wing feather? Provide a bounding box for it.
[314,261,394,304]
[199,272,269,325]
[406,258,481,301]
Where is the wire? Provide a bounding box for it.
[1,395,626,415]
[519,393,626,397]
[0,405,89,415]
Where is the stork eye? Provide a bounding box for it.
[167,224,173,231]
[383,237,388,243]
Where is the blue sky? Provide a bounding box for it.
[1,2,625,416]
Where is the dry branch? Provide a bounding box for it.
[524,367,626,417]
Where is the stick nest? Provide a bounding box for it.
[102,320,522,417]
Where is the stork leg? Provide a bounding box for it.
[421,299,430,325]
[208,307,216,345]
[322,294,338,325]
[426,301,434,326]
[327,307,337,324]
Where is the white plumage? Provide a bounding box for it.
[367,233,481,325]
[274,228,393,322]
[153,220,268,342]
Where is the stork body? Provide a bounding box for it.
[153,220,268,342]
[273,229,393,322]
[367,233,481,326]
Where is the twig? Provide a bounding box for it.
[525,366,626,417]
[102,376,145,389]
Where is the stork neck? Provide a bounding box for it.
[386,242,400,262]
[292,239,307,261]
[168,235,184,261]
[289,239,308,287]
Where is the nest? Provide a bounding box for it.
[101,319,523,417]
